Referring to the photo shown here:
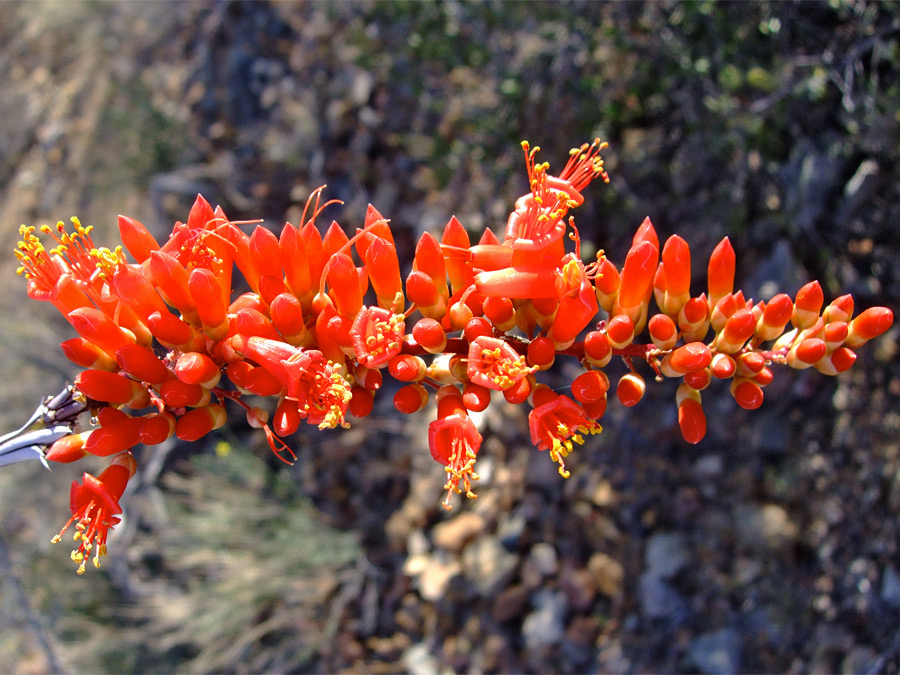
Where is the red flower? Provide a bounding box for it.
[428,388,483,510]
[467,336,536,391]
[233,336,353,430]
[504,140,608,266]
[51,452,137,574]
[350,306,405,368]
[528,385,602,478]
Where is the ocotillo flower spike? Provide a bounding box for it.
[7,137,893,572]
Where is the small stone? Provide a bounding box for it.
[841,646,877,675]
[560,564,597,612]
[530,542,558,575]
[416,555,461,602]
[880,565,900,608]
[588,552,624,597]
[432,511,485,554]
[688,628,742,674]
[402,642,440,675]
[645,532,689,579]
[522,590,568,650]
[591,478,617,507]
[462,536,519,597]
[639,574,687,620]
[491,584,530,622]
[734,503,797,552]
[694,454,724,480]
[496,511,527,549]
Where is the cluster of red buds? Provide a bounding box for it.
[9,139,893,573]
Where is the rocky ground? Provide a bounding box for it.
[0,2,898,673]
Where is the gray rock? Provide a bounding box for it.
[688,628,742,675]
[880,565,900,608]
[522,590,568,650]
[645,532,689,579]
[638,574,688,621]
[734,503,797,552]
[462,535,519,597]
[527,542,559,577]
[402,642,440,675]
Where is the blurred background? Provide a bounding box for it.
[0,1,898,672]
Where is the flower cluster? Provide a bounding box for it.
[13,139,893,572]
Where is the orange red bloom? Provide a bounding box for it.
[10,137,895,569]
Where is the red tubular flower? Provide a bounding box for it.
[548,259,599,349]
[159,379,211,408]
[69,307,138,356]
[660,234,691,316]
[617,239,659,311]
[279,223,312,302]
[52,452,137,574]
[707,237,735,312]
[676,384,706,444]
[148,251,198,322]
[648,313,678,350]
[527,336,556,370]
[483,295,516,332]
[115,344,171,384]
[324,252,365,319]
[467,336,536,391]
[606,314,635,350]
[394,383,429,414]
[787,337,827,369]
[617,372,646,407]
[815,346,857,375]
[441,216,476,295]
[594,257,621,312]
[462,382,492,412]
[44,431,92,463]
[388,354,427,382]
[846,307,894,348]
[529,385,601,478]
[75,370,150,409]
[363,236,403,311]
[823,294,854,324]
[175,404,227,441]
[615,239,658,331]
[755,293,793,342]
[503,373,535,404]
[412,317,448,354]
[348,386,374,418]
[409,232,449,316]
[791,281,824,330]
[584,330,612,367]
[678,295,710,342]
[61,338,117,370]
[351,306,405,368]
[249,226,284,286]
[83,415,147,456]
[108,263,169,324]
[226,361,285,396]
[571,370,610,404]
[428,388,483,510]
[731,379,764,410]
[664,342,712,375]
[269,292,309,346]
[188,267,229,340]
[715,308,756,354]
[711,353,736,379]
[505,140,608,267]
[117,214,160,264]
[175,351,221,388]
